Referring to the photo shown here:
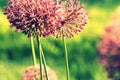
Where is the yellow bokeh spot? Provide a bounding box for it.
[0,9,10,34]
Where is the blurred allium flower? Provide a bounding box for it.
[55,0,88,38]
[4,0,60,37]
[98,25,120,78]
[21,65,57,80]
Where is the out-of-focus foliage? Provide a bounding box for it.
[0,0,120,80]
[80,0,120,8]
[0,0,7,9]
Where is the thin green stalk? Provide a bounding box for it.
[37,36,43,80]
[62,36,70,80]
[40,45,49,80]
[30,37,37,66]
[39,37,49,80]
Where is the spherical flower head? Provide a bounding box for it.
[55,0,88,38]
[97,6,120,79]
[4,0,60,37]
[98,26,120,78]
[21,65,58,80]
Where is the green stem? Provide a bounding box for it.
[37,36,43,80]
[62,36,70,80]
[38,38,49,80]
[30,37,37,66]
[40,46,49,80]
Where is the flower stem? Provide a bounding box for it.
[37,36,43,80]
[62,36,70,80]
[37,36,49,80]
[30,37,37,66]
[40,46,49,80]
[40,39,48,80]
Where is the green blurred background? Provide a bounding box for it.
[0,0,120,80]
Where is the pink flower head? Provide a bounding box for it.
[55,0,88,38]
[4,0,59,37]
[21,65,58,80]
[98,26,120,78]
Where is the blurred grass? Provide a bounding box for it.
[0,0,120,80]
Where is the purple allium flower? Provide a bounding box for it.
[55,0,88,38]
[21,65,58,80]
[4,0,88,38]
[98,19,120,78]
[4,0,60,37]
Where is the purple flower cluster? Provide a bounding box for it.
[98,9,120,78]
[4,0,88,38]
